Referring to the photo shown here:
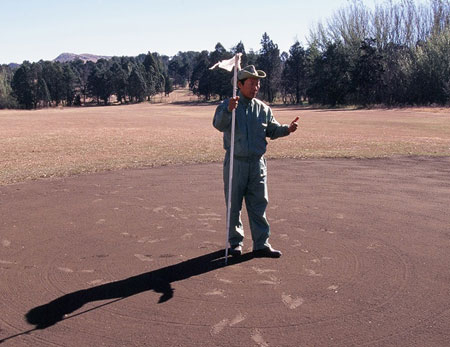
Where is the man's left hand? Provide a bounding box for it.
[288,116,299,133]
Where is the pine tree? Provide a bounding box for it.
[282,41,307,104]
[11,62,34,109]
[257,33,281,102]
[128,67,147,102]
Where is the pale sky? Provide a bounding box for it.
[1,0,366,64]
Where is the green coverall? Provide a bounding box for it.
[213,91,290,250]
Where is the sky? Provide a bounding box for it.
[1,0,366,64]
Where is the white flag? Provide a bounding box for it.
[209,53,242,72]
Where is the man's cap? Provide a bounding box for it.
[237,65,266,81]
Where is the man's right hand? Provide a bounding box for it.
[227,96,240,112]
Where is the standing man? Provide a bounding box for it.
[213,65,299,258]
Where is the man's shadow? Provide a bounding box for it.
[25,250,254,330]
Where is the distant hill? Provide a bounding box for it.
[53,53,112,63]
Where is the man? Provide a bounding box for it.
[213,65,299,258]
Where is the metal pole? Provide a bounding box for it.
[224,54,239,265]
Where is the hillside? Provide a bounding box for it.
[53,52,112,63]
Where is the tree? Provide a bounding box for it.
[281,41,307,104]
[109,60,128,104]
[0,65,17,109]
[190,50,211,99]
[11,61,34,109]
[168,58,182,87]
[62,64,77,106]
[307,41,351,106]
[36,77,51,107]
[71,59,93,105]
[41,61,65,106]
[257,33,281,102]
[232,41,248,67]
[411,26,450,104]
[379,43,413,105]
[88,60,113,105]
[350,38,384,105]
[209,43,233,99]
[143,52,165,100]
[246,49,258,67]
[128,67,147,102]
[164,73,174,96]
[168,51,199,87]
[118,57,134,102]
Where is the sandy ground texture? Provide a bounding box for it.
[1,157,450,346]
[1,90,449,186]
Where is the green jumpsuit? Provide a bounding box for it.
[213,91,290,250]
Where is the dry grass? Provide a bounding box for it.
[1,89,449,185]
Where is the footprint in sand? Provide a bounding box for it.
[134,254,153,262]
[328,285,339,293]
[211,313,246,335]
[251,329,269,347]
[258,275,280,285]
[218,278,233,284]
[291,240,302,248]
[153,206,166,213]
[270,218,287,224]
[57,267,74,273]
[199,212,221,217]
[138,237,168,244]
[0,260,14,265]
[198,217,222,222]
[367,242,383,249]
[230,312,246,326]
[88,279,108,286]
[181,233,193,240]
[211,319,228,335]
[252,267,279,285]
[252,266,277,275]
[205,288,225,297]
[281,293,304,309]
[304,268,322,277]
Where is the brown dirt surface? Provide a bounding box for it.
[1,89,449,186]
[1,92,450,345]
[1,157,450,346]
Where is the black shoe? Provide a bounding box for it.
[253,246,282,258]
[228,245,243,256]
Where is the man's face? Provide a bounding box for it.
[238,77,260,99]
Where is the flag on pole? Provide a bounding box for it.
[210,53,241,265]
[209,54,242,72]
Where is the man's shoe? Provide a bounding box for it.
[253,246,282,258]
[228,245,243,256]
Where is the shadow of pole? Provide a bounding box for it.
[20,249,254,332]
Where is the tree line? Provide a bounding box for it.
[0,0,449,109]
[0,52,172,109]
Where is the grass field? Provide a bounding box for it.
[1,89,449,185]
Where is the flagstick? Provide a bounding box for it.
[224,54,239,265]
